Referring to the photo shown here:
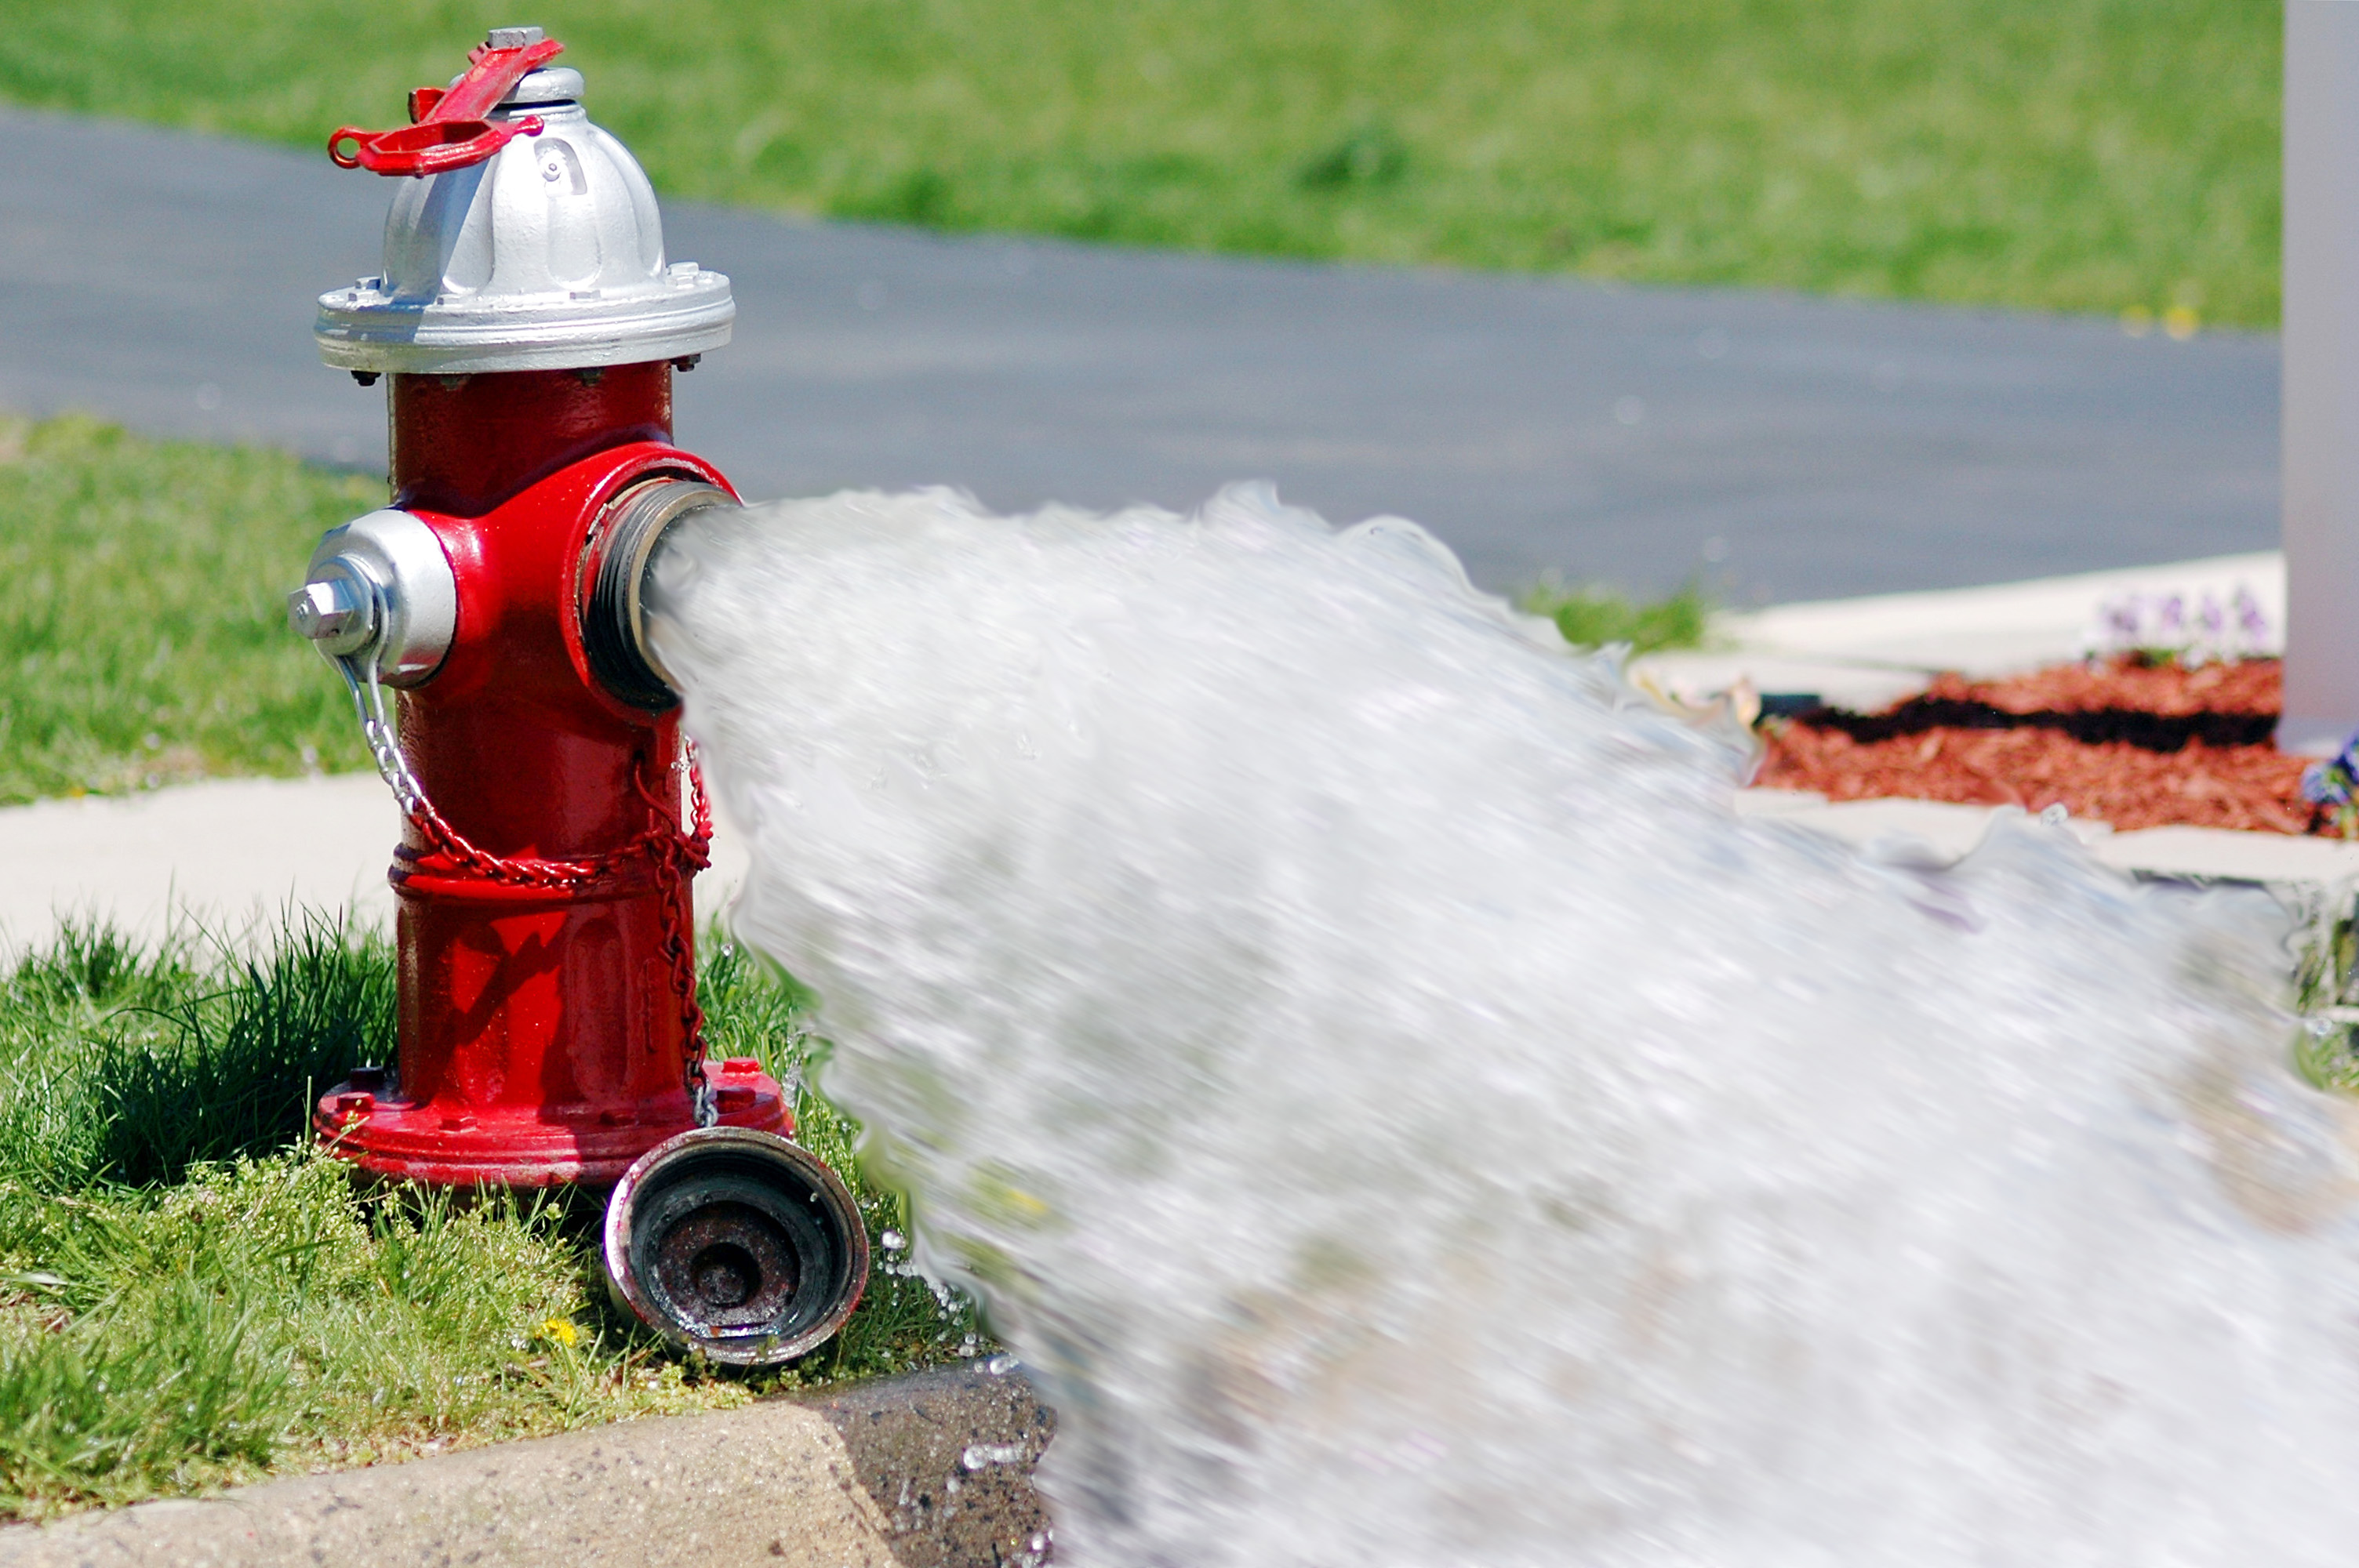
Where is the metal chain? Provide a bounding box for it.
[337,655,605,887]
[336,654,719,1121]
[638,742,717,1125]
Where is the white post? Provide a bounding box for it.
[2283,1,2359,750]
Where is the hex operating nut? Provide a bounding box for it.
[287,573,377,657]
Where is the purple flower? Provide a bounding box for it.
[2303,735,2359,807]
[2233,586,2270,641]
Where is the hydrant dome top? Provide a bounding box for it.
[500,67,584,107]
[315,38,732,376]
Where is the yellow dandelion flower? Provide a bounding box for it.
[540,1316,579,1347]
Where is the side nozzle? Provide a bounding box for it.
[289,510,458,687]
[580,479,739,710]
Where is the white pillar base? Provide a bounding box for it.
[2282,1,2359,749]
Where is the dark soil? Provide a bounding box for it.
[1757,656,2323,835]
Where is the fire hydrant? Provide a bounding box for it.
[289,27,866,1365]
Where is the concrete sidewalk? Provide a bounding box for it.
[0,775,751,959]
[1631,548,2286,710]
[0,105,2276,601]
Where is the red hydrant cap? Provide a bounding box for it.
[327,31,565,177]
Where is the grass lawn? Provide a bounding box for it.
[0,0,2282,325]
[0,916,980,1519]
[0,415,373,807]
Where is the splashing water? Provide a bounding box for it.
[648,484,2359,1566]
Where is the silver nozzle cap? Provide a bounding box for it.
[293,510,458,688]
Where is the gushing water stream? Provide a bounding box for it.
[648,484,2359,1566]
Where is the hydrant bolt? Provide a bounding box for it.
[287,576,373,655]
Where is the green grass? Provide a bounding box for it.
[1522,579,1711,655]
[0,414,375,806]
[0,916,983,1520]
[0,0,2283,324]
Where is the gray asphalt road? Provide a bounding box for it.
[0,105,2277,601]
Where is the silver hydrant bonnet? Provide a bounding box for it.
[314,27,733,376]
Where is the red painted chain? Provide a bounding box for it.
[343,657,718,1120]
[639,748,717,1122]
[400,788,612,889]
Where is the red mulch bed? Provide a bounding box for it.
[1756,656,2324,835]
[1926,658,2281,719]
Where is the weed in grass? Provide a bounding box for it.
[96,917,394,1188]
[0,415,380,805]
[0,917,989,1519]
[0,0,2284,323]
[1297,122,1410,192]
[0,912,388,1191]
[1522,579,1712,656]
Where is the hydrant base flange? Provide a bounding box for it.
[315,1058,791,1189]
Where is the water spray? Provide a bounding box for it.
[636,485,2359,1564]
[287,27,865,1365]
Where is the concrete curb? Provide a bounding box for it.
[0,1363,1051,1568]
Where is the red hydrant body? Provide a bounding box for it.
[296,28,869,1362]
[313,367,787,1185]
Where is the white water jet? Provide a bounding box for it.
[647,483,2359,1566]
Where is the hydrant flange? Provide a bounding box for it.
[604,1127,871,1366]
[579,477,737,711]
